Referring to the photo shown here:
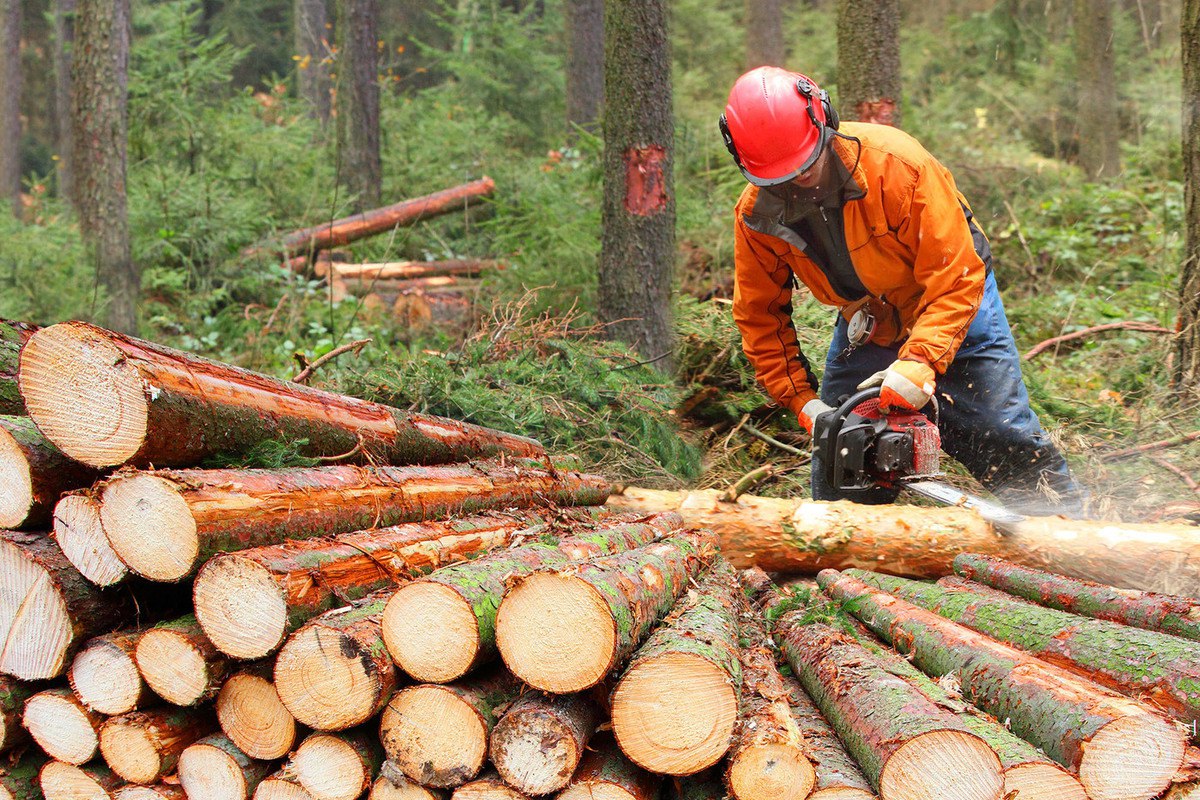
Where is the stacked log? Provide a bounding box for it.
[69,629,150,715]
[488,693,597,795]
[780,678,874,800]
[135,615,232,707]
[22,687,104,765]
[0,416,100,529]
[37,760,122,799]
[216,663,301,760]
[0,319,36,415]
[255,770,314,800]
[451,771,527,800]
[98,707,217,784]
[0,676,35,753]
[290,729,382,800]
[53,493,127,587]
[177,733,272,800]
[555,737,660,800]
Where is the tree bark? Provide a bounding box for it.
[837,0,901,126]
[564,0,603,134]
[610,559,742,776]
[599,0,675,370]
[52,0,77,201]
[295,0,331,122]
[744,0,785,70]
[818,569,1188,800]
[606,486,1200,594]
[179,732,274,800]
[0,0,20,217]
[54,492,128,587]
[381,667,523,788]
[20,319,546,470]
[781,677,874,800]
[774,616,1003,799]
[216,662,300,761]
[1179,0,1200,395]
[1075,0,1121,178]
[98,461,607,583]
[383,511,683,683]
[847,569,1200,730]
[496,529,719,693]
[38,760,123,800]
[0,676,33,754]
[0,416,102,529]
[557,736,661,800]
[22,686,105,765]
[0,319,36,416]
[98,706,219,784]
[489,692,599,795]
[71,0,136,333]
[68,628,149,715]
[954,553,1200,642]
[336,0,382,209]
[293,729,384,800]
[135,614,232,707]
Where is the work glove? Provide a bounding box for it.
[857,358,936,412]
[797,398,835,435]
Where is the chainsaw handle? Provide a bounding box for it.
[831,387,939,426]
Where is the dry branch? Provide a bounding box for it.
[1023,321,1174,360]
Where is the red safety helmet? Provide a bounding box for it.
[719,67,838,186]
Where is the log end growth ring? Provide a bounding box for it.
[274,625,386,730]
[216,671,298,760]
[727,743,817,800]
[70,639,143,715]
[194,555,289,659]
[0,536,72,679]
[23,691,99,765]
[54,495,129,586]
[178,740,246,800]
[381,685,488,788]
[383,581,479,683]
[101,474,198,582]
[37,762,112,798]
[557,782,641,800]
[878,730,1002,800]
[99,719,166,784]
[20,322,149,467]
[0,425,32,527]
[372,773,444,800]
[1078,712,1186,800]
[454,778,530,800]
[1002,763,1089,800]
[293,734,370,800]
[496,573,614,693]
[136,628,209,706]
[491,708,582,794]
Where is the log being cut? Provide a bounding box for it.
[488,691,598,795]
[99,460,608,582]
[0,416,101,529]
[216,662,301,760]
[819,569,1187,800]
[19,319,544,468]
[496,529,719,693]
[69,629,150,715]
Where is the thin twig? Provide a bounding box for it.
[314,437,365,463]
[722,464,776,502]
[611,350,673,371]
[1100,430,1200,462]
[742,422,808,457]
[292,338,372,384]
[1148,456,1200,494]
[1024,321,1175,360]
[1001,199,1037,277]
[261,293,289,337]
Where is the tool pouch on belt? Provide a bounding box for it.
[839,296,904,348]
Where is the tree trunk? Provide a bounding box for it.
[216,662,300,761]
[294,0,331,122]
[557,736,661,800]
[71,0,136,333]
[22,687,105,765]
[52,0,76,201]
[774,616,1003,800]
[564,0,603,134]
[606,486,1200,594]
[0,676,33,754]
[489,692,599,795]
[1075,0,1120,178]
[0,416,102,529]
[134,614,232,707]
[37,760,122,800]
[0,0,20,216]
[336,0,382,209]
[610,559,742,776]
[383,511,683,683]
[179,733,274,800]
[744,0,785,70]
[954,553,1200,642]
[196,509,559,660]
[380,668,522,788]
[496,529,718,694]
[293,729,384,800]
[20,319,545,470]
[836,0,901,126]
[1175,0,1200,395]
[68,628,149,715]
[0,319,36,415]
[847,569,1200,731]
[98,706,219,784]
[273,589,397,731]
[781,677,874,800]
[54,492,128,587]
[818,569,1188,800]
[599,0,675,370]
[452,771,528,800]
[98,461,607,583]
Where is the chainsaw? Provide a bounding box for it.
[812,388,1025,532]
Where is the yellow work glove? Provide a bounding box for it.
[797,398,835,435]
[857,358,936,412]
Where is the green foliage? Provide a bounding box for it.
[0,197,95,323]
[203,437,322,469]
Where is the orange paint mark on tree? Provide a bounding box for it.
[624,146,668,215]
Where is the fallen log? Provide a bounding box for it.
[19,319,545,469]
[256,770,314,800]
[774,614,1003,800]
[556,736,661,800]
[22,687,104,765]
[496,529,719,693]
[98,706,218,784]
[781,677,874,800]
[953,553,1200,642]
[100,461,608,582]
[115,785,187,800]
[217,662,301,760]
[69,629,150,714]
[380,667,522,788]
[316,258,498,283]
[38,760,121,800]
[372,766,448,800]
[0,529,131,679]
[135,614,232,706]
[179,732,273,800]
[611,558,742,776]
[383,512,684,683]
[53,493,128,587]
[451,771,527,800]
[292,729,383,800]
[390,288,477,333]
[489,692,598,795]
[195,509,559,660]
[0,319,36,416]
[607,486,1200,594]
[0,676,34,753]
[819,569,1187,800]
[0,416,101,529]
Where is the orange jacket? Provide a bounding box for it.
[732,121,989,418]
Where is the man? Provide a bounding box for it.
[720,66,1085,515]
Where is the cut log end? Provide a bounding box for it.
[496,573,614,693]
[136,627,212,706]
[611,652,739,775]
[115,787,187,800]
[70,637,143,715]
[1078,712,1187,800]
[275,625,388,730]
[1002,763,1089,800]
[23,690,99,765]
[195,555,289,659]
[293,734,370,800]
[0,535,72,679]
[807,791,875,800]
[371,773,445,800]
[491,712,583,795]
[99,718,168,784]
[38,761,120,800]
[256,774,316,800]
[20,322,150,467]
[178,740,255,800]
[452,777,527,800]
[55,495,128,586]
[383,582,479,683]
[0,425,32,527]
[557,784,638,800]
[100,473,197,582]
[381,685,488,788]
[878,730,1002,800]
[217,671,298,760]
[727,743,817,800]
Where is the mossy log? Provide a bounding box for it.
[847,569,1200,732]
[18,319,543,469]
[98,706,218,784]
[0,749,46,800]
[818,569,1187,800]
[0,530,132,680]
[556,735,661,800]
[780,677,874,800]
[380,667,522,788]
[0,417,101,530]
[450,771,527,800]
[954,553,1200,642]
[68,628,149,715]
[216,661,301,760]
[292,729,384,800]
[23,687,105,765]
[178,732,273,800]
[607,487,1200,594]
[53,493,128,587]
[135,613,232,706]
[489,691,598,795]
[383,511,684,683]
[496,529,719,693]
[774,614,1003,800]
[0,675,35,753]
[99,460,609,582]
[274,590,396,731]
[0,319,36,416]
[610,558,742,776]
